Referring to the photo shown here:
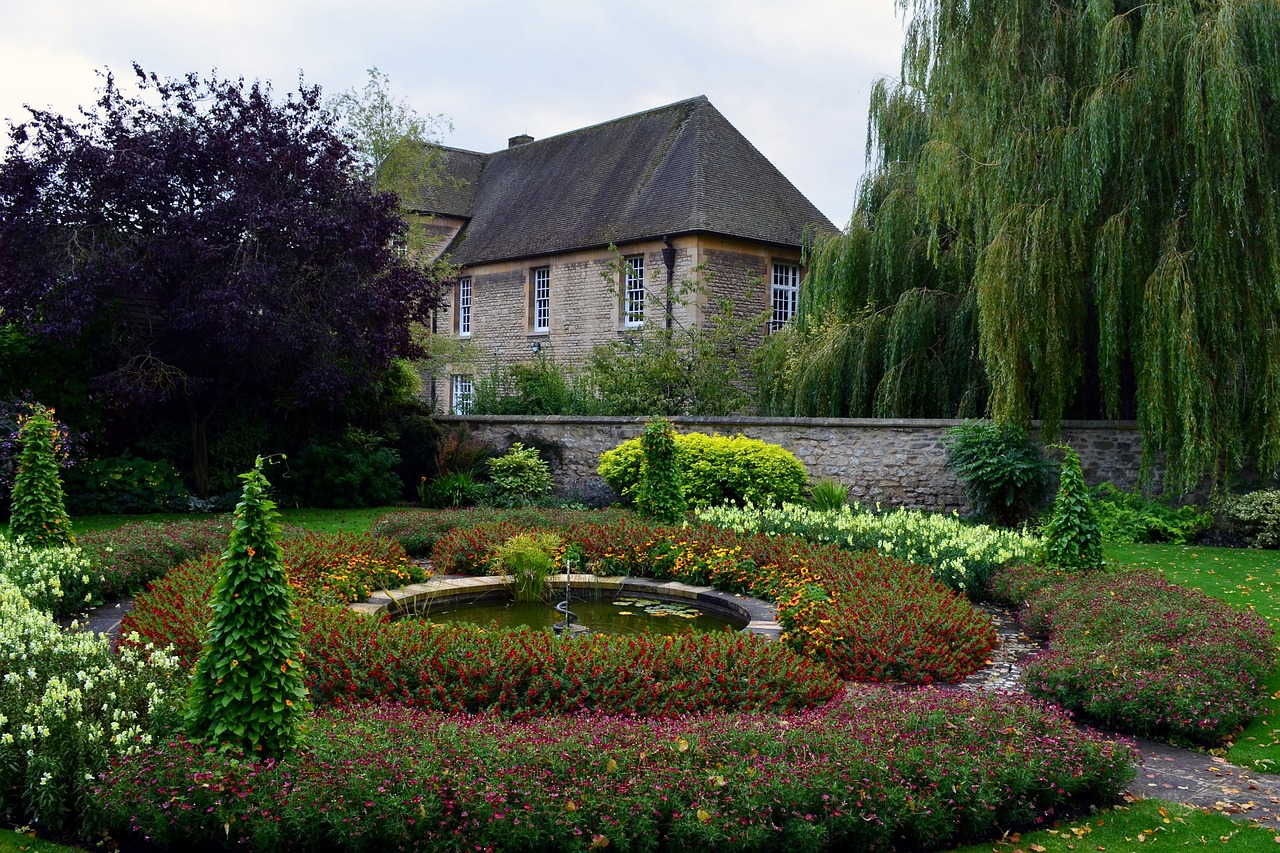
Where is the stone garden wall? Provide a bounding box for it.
[435,415,1148,512]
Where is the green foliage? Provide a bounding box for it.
[65,454,187,515]
[491,532,562,602]
[418,471,485,509]
[635,418,685,523]
[486,442,553,507]
[291,430,402,508]
[1043,446,1104,572]
[10,405,73,547]
[585,252,764,416]
[943,420,1055,527]
[806,479,849,512]
[469,351,602,415]
[1221,490,1280,549]
[184,459,308,757]
[598,431,809,509]
[1090,482,1211,544]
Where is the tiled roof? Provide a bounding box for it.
[412,96,837,266]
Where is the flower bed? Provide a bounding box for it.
[79,517,232,597]
[122,558,841,718]
[97,691,1135,853]
[992,563,1275,745]
[0,575,182,834]
[425,515,997,684]
[696,502,1039,595]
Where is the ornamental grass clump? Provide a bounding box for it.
[9,404,73,547]
[492,531,562,601]
[1043,445,1104,571]
[184,459,308,757]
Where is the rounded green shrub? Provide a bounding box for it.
[943,420,1055,527]
[598,430,808,509]
[486,442,552,506]
[10,404,74,547]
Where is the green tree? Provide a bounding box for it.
[589,252,764,416]
[635,419,686,524]
[9,405,73,547]
[763,0,1280,493]
[185,458,307,756]
[332,65,450,199]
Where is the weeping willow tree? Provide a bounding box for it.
[761,0,1280,492]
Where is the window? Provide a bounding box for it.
[451,375,474,415]
[531,267,550,333]
[623,255,645,327]
[457,277,471,337]
[770,262,801,331]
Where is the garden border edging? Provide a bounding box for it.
[350,574,782,639]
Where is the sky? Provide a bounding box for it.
[0,0,911,229]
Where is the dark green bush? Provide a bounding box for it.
[598,430,808,509]
[943,420,1055,527]
[418,471,486,508]
[65,454,187,515]
[1090,482,1211,544]
[290,431,402,508]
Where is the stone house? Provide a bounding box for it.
[409,95,838,413]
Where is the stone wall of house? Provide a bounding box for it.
[427,235,808,409]
[436,414,1149,511]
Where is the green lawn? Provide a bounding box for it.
[1107,542,1280,770]
[950,800,1278,851]
[17,505,401,538]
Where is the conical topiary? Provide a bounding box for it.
[1044,445,1104,572]
[184,457,308,756]
[10,405,73,547]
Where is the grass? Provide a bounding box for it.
[1107,542,1280,771]
[950,800,1279,851]
[4,505,401,539]
[0,829,80,852]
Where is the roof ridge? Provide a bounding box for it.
[488,95,710,154]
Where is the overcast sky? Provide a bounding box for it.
[0,0,910,229]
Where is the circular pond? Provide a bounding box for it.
[415,595,745,637]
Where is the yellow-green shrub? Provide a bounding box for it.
[598,430,807,508]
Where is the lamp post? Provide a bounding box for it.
[661,236,676,330]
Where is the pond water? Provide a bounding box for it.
[414,595,743,637]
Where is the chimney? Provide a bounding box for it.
[508,134,534,148]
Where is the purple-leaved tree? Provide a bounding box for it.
[0,66,444,494]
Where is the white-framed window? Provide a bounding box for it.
[457,276,472,337]
[451,375,474,415]
[532,267,550,333]
[623,254,645,327]
[770,262,801,331]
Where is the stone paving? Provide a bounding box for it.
[63,593,1280,829]
[953,605,1280,829]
